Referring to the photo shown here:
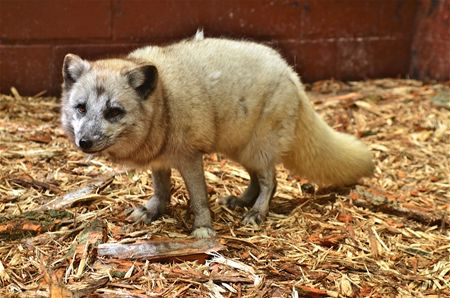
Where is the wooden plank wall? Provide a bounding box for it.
[0,0,448,96]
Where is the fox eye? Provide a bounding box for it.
[75,103,87,114]
[104,107,125,120]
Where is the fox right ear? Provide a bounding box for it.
[125,64,158,100]
[62,54,90,89]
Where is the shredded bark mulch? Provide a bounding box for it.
[0,79,449,297]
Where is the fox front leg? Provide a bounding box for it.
[177,155,216,238]
[128,168,171,223]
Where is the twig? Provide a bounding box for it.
[351,187,448,227]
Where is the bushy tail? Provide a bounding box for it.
[282,75,374,186]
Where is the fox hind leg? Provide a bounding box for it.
[221,138,279,225]
[218,170,260,208]
[242,166,277,226]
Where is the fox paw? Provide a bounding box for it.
[191,227,216,239]
[127,196,166,224]
[242,210,266,226]
[127,205,160,224]
[218,195,254,208]
[217,195,241,209]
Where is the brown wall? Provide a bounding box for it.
[0,0,448,96]
[411,0,450,80]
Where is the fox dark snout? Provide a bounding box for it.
[78,138,93,151]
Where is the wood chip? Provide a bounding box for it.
[1,79,449,296]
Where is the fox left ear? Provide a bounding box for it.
[125,64,158,100]
[62,54,91,90]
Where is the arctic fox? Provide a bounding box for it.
[61,36,374,238]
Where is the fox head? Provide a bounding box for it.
[60,54,158,157]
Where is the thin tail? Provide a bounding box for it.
[282,74,374,186]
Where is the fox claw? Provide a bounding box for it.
[127,205,161,224]
[217,195,241,208]
[191,227,216,238]
[242,210,265,226]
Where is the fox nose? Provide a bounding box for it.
[78,138,93,150]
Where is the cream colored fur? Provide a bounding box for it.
[282,73,374,186]
[61,36,374,237]
[126,38,373,185]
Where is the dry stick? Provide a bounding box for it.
[0,210,73,240]
[165,274,254,284]
[39,174,115,211]
[352,198,447,228]
[98,239,224,261]
[9,178,61,194]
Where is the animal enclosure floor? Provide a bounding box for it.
[0,79,449,297]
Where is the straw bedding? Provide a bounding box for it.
[0,79,448,297]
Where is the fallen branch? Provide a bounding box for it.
[40,174,114,210]
[98,238,224,262]
[9,177,61,194]
[166,272,254,284]
[0,210,73,240]
[351,186,448,227]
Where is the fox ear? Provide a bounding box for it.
[125,64,158,100]
[62,54,90,89]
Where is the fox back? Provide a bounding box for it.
[61,38,301,169]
